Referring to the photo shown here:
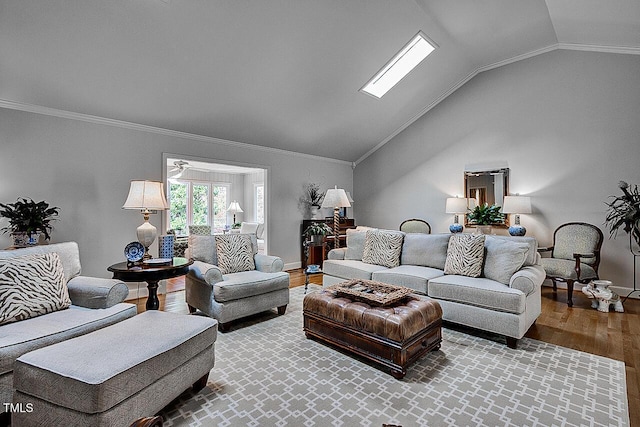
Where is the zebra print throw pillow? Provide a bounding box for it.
[444,234,486,278]
[215,234,256,274]
[0,252,71,326]
[362,229,405,268]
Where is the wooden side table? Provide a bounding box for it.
[108,257,193,310]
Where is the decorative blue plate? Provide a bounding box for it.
[124,241,145,262]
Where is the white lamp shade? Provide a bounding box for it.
[445,197,469,214]
[321,186,351,208]
[226,201,244,213]
[122,181,169,210]
[502,196,532,214]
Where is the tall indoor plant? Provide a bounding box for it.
[0,198,60,246]
[605,181,640,249]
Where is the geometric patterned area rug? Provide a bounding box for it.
[160,285,629,426]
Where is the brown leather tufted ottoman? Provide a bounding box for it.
[303,289,442,379]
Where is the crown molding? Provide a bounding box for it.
[557,43,640,55]
[0,99,352,166]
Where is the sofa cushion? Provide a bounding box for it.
[401,233,451,269]
[0,303,136,376]
[483,235,538,267]
[188,235,218,265]
[372,265,445,295]
[0,253,71,326]
[483,237,530,285]
[345,229,368,260]
[428,275,526,314]
[215,234,255,274]
[322,259,388,281]
[213,270,290,302]
[444,234,485,278]
[362,229,404,268]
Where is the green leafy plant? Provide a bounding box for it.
[467,203,504,225]
[302,222,333,237]
[605,181,640,248]
[0,198,60,240]
[303,183,324,207]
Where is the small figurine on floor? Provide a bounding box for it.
[581,280,624,313]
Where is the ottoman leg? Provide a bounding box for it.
[130,416,164,427]
[277,305,287,315]
[193,373,209,392]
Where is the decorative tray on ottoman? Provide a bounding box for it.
[327,279,412,307]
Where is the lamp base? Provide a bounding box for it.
[137,220,157,259]
[449,223,463,233]
[508,225,527,236]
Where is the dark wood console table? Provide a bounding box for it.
[301,218,355,268]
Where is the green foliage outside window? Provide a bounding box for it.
[169,182,188,233]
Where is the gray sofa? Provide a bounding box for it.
[0,242,136,407]
[322,229,545,348]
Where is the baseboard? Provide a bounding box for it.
[542,281,639,300]
[284,261,302,271]
[125,281,167,300]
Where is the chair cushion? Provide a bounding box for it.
[216,234,255,274]
[482,237,530,285]
[428,275,526,314]
[0,253,71,326]
[188,234,217,265]
[362,229,405,268]
[540,258,597,280]
[444,234,485,278]
[213,271,290,302]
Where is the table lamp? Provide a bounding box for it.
[122,180,169,259]
[445,197,469,233]
[226,201,243,225]
[502,195,532,236]
[321,186,351,249]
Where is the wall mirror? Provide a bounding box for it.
[464,167,509,227]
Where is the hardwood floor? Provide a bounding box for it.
[128,272,640,426]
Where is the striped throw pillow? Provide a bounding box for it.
[362,229,405,268]
[444,234,486,278]
[215,234,256,274]
[0,252,71,325]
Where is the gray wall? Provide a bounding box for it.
[0,107,352,275]
[354,49,640,294]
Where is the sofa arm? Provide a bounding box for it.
[67,276,129,309]
[254,254,284,273]
[327,248,346,260]
[509,265,546,295]
[189,261,224,286]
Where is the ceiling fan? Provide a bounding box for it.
[169,160,209,179]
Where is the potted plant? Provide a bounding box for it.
[605,181,640,249]
[0,198,60,246]
[303,222,333,244]
[303,183,324,219]
[467,203,504,234]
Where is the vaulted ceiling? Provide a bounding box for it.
[1,1,638,162]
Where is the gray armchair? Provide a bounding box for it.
[539,222,603,306]
[185,234,289,331]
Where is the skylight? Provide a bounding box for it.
[360,32,437,99]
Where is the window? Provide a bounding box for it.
[255,183,264,223]
[360,31,437,99]
[167,180,230,234]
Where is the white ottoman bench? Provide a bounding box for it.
[12,311,217,426]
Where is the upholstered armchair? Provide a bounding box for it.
[399,219,431,234]
[185,233,289,331]
[539,222,604,307]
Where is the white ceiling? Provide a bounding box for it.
[1,1,638,162]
